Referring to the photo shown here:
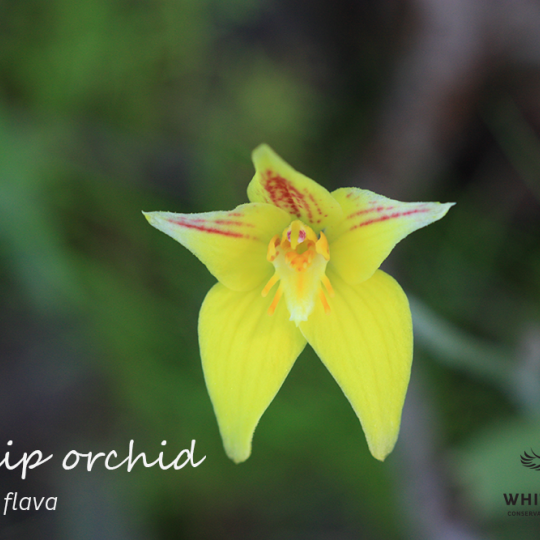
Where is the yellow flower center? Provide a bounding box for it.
[262,220,334,325]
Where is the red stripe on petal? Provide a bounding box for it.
[262,171,321,223]
[346,206,395,220]
[213,219,256,227]
[308,193,323,217]
[350,208,430,230]
[263,171,303,217]
[167,218,250,238]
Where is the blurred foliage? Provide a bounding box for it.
[1,0,540,539]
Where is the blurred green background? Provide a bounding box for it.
[1,0,540,539]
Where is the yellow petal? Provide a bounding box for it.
[326,188,454,284]
[143,203,291,292]
[199,282,307,463]
[299,269,413,461]
[247,144,343,232]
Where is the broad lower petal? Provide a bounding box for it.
[199,282,307,463]
[299,269,413,461]
[144,203,291,292]
[326,188,454,284]
[247,144,343,232]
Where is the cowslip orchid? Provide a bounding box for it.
[144,145,453,463]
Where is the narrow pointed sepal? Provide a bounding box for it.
[326,188,454,285]
[199,282,307,462]
[143,203,291,292]
[247,144,343,232]
[299,269,413,460]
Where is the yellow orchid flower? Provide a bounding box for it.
[144,144,453,463]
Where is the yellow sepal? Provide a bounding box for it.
[299,269,413,461]
[247,144,343,232]
[326,188,454,285]
[143,203,291,292]
[199,282,307,463]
